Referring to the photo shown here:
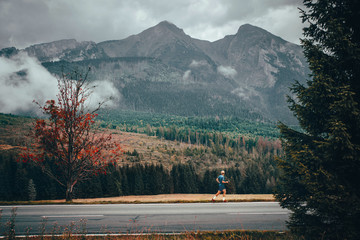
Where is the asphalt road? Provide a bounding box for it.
[0,202,290,235]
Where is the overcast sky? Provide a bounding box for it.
[0,0,305,50]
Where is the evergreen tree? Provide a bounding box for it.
[185,164,199,193]
[100,164,120,197]
[29,163,61,200]
[226,176,236,194]
[233,168,244,194]
[171,165,181,193]
[120,167,129,195]
[242,163,265,193]
[28,179,37,201]
[76,175,103,198]
[148,165,161,194]
[276,1,360,239]
[0,162,11,201]
[200,170,213,193]
[14,166,28,200]
[142,164,152,195]
[129,164,144,195]
[159,165,172,194]
[111,166,123,196]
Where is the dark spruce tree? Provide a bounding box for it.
[275,0,360,239]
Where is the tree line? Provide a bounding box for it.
[0,150,276,201]
[98,109,280,139]
[151,125,281,156]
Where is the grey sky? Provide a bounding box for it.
[0,0,304,50]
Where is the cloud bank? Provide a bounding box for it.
[189,60,210,68]
[182,70,192,82]
[0,53,58,114]
[86,80,121,110]
[217,65,237,78]
[0,53,120,115]
[0,0,304,50]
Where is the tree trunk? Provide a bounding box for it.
[65,184,73,202]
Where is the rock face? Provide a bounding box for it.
[2,21,309,124]
[23,39,104,62]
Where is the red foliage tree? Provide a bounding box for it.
[21,70,122,201]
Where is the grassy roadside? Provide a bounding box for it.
[0,194,275,205]
[11,231,302,240]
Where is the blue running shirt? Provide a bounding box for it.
[218,175,225,190]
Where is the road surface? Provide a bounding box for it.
[0,202,290,235]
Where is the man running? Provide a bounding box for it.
[212,170,229,202]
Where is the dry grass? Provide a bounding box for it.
[11,230,297,240]
[14,194,275,205]
[0,144,21,151]
[99,129,238,172]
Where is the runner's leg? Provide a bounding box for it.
[223,189,227,202]
[212,190,221,201]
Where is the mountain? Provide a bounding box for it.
[96,21,217,71]
[1,21,309,124]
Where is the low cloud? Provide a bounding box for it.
[0,52,120,115]
[189,60,209,68]
[217,65,237,78]
[231,86,259,100]
[0,53,58,114]
[86,80,121,110]
[182,70,192,82]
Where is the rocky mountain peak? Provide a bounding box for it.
[236,24,266,34]
[140,20,189,42]
[156,20,180,31]
[235,24,286,44]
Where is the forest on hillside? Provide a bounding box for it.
[97,109,281,138]
[0,112,282,201]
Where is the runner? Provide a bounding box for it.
[212,170,229,202]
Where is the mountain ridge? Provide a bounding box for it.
[0,21,309,124]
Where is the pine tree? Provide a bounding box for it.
[130,164,144,195]
[226,177,236,194]
[14,167,28,200]
[0,164,10,201]
[201,170,213,193]
[111,166,123,196]
[275,1,360,239]
[28,179,37,201]
[171,165,181,193]
[120,167,129,195]
[159,165,172,194]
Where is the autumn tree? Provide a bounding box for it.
[275,0,360,239]
[21,70,121,201]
